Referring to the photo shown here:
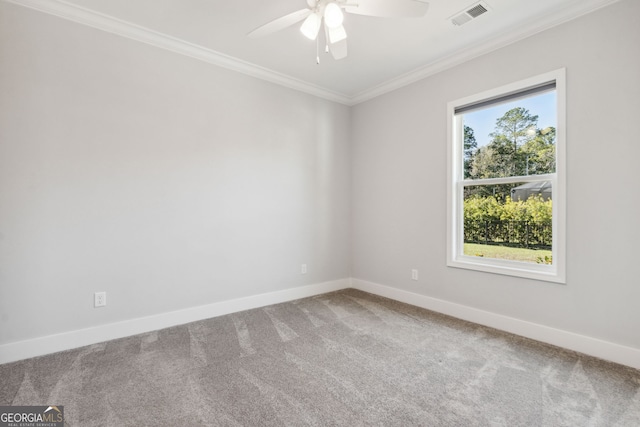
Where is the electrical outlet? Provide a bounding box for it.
[301,264,307,274]
[411,269,418,281]
[94,291,106,308]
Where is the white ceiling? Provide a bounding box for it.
[10,0,618,104]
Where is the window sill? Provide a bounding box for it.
[448,255,565,284]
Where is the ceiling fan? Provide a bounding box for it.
[248,0,429,62]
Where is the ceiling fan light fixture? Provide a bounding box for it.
[249,0,433,61]
[328,24,347,44]
[324,2,344,28]
[300,12,321,40]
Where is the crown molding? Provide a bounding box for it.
[4,0,353,105]
[350,0,621,104]
[5,0,622,107]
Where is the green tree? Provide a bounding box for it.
[520,126,556,175]
[493,107,539,151]
[463,125,477,179]
[466,107,555,199]
[471,107,540,179]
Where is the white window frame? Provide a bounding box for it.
[446,69,566,283]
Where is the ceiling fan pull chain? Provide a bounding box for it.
[316,35,320,64]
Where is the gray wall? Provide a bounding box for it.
[0,3,350,345]
[2,0,639,354]
[351,0,640,349]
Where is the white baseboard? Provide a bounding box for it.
[0,278,350,364]
[4,277,639,370]
[351,278,640,370]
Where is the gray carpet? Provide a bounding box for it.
[1,289,639,426]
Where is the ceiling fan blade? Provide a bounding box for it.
[330,38,348,60]
[247,9,311,38]
[343,0,429,18]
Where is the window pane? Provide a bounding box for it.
[461,91,556,179]
[448,69,564,282]
[463,182,552,264]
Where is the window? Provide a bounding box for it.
[447,69,566,283]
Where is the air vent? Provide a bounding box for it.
[467,4,488,18]
[450,1,490,26]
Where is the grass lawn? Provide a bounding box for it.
[464,243,552,263]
